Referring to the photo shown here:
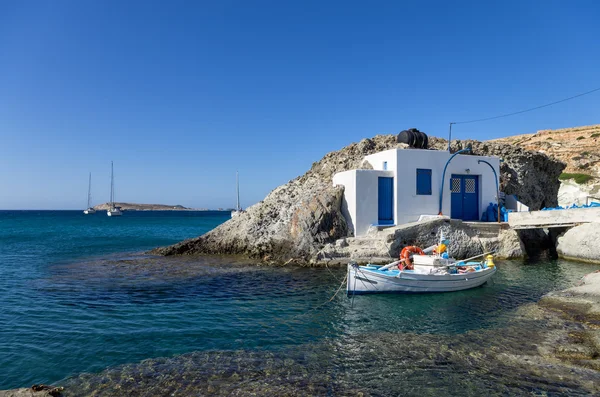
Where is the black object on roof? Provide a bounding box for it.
[397,128,428,149]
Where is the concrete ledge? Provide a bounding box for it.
[508,207,600,229]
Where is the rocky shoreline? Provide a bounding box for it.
[314,217,525,265]
[535,270,600,373]
[556,223,600,264]
[151,134,566,265]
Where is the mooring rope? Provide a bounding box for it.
[351,271,357,308]
[356,266,381,291]
[325,262,344,283]
[288,273,349,321]
[235,273,349,334]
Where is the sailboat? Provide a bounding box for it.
[231,171,244,217]
[83,172,96,214]
[107,161,122,217]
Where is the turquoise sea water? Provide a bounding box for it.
[0,210,230,389]
[1,210,600,394]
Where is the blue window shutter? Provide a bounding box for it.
[416,169,432,195]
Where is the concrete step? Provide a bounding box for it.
[463,221,507,238]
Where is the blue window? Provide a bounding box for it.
[416,169,432,195]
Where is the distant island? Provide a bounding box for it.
[93,202,192,211]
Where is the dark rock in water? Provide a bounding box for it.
[0,385,64,397]
[152,135,564,263]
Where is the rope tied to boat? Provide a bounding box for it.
[278,273,349,326]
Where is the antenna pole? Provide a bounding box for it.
[110,161,114,206]
[447,122,454,152]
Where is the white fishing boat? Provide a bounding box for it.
[231,171,244,217]
[83,172,96,214]
[347,235,496,294]
[107,161,122,217]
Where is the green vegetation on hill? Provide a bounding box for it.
[559,173,594,184]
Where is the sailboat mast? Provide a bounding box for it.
[236,171,240,211]
[110,161,114,207]
[87,173,92,208]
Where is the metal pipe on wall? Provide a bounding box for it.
[478,159,501,223]
[438,147,472,215]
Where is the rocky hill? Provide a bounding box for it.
[152,135,564,264]
[491,124,600,205]
[93,203,190,211]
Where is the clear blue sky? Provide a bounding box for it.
[1,0,599,209]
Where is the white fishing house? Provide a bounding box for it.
[332,145,501,237]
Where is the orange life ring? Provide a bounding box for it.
[399,246,425,270]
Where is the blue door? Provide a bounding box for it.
[450,175,479,221]
[378,177,394,225]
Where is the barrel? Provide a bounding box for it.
[397,128,429,149]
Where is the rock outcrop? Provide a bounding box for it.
[491,124,600,177]
[316,218,524,264]
[556,223,600,264]
[492,124,600,207]
[153,135,564,263]
[536,270,600,372]
[558,179,600,207]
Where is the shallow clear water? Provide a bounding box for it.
[1,210,599,394]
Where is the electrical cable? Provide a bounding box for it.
[451,87,600,125]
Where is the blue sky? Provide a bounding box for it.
[1,0,599,209]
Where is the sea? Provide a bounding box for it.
[1,210,599,395]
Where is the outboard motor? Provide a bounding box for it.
[397,128,429,149]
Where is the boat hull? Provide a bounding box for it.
[83,208,96,215]
[347,264,496,294]
[107,210,122,217]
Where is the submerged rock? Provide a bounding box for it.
[537,270,600,372]
[153,135,563,263]
[556,223,600,264]
[52,314,600,396]
[0,385,63,397]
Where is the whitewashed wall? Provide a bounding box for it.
[333,169,394,237]
[354,170,394,236]
[335,148,501,236]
